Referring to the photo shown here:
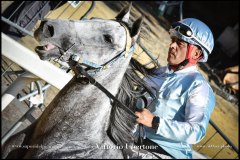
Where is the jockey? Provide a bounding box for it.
[134,18,215,159]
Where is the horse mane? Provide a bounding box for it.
[108,58,158,146]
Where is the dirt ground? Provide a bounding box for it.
[1,1,238,158]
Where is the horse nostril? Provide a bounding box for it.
[48,25,54,37]
[43,24,54,38]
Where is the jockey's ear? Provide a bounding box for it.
[115,2,132,23]
[131,16,144,45]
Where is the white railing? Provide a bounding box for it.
[2,33,73,111]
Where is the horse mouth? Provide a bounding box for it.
[35,43,61,60]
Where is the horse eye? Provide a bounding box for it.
[103,34,113,44]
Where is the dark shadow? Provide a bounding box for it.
[207,42,239,70]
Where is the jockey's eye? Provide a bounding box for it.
[103,34,113,44]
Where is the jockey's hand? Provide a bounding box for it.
[135,108,154,128]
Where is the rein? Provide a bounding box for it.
[75,65,137,118]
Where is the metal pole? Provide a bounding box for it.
[29,82,35,108]
[138,42,161,68]
[1,16,34,37]
[18,84,51,102]
[1,121,23,145]
[1,62,13,76]
[179,1,183,20]
[23,2,50,29]
[80,1,96,20]
[209,119,239,153]
[1,105,37,145]
[1,72,39,111]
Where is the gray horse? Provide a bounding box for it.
[2,4,145,159]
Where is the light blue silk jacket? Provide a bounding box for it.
[140,65,215,159]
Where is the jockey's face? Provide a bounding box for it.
[167,37,188,65]
[167,37,201,66]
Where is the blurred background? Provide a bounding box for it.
[1,1,239,159]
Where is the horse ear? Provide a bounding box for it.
[131,16,144,44]
[115,2,132,23]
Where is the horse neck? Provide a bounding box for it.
[27,57,131,156]
[92,55,131,91]
[82,55,132,131]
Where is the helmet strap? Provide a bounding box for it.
[170,44,202,71]
[187,44,203,64]
[174,59,189,71]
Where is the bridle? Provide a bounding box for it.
[69,21,138,118]
[58,21,133,75]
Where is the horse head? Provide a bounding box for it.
[34,4,144,73]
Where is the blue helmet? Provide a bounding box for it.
[169,18,214,62]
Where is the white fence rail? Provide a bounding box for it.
[2,33,73,90]
[2,33,73,111]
